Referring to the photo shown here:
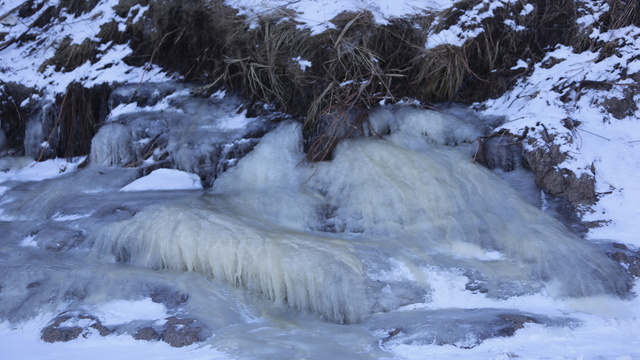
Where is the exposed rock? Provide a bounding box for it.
[495,314,539,337]
[161,317,202,348]
[475,126,595,209]
[134,327,159,341]
[474,130,527,171]
[602,88,638,120]
[41,313,112,343]
[607,243,640,277]
[150,288,189,308]
[41,316,83,343]
[525,140,595,206]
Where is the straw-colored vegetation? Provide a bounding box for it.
[3,0,639,161]
[39,37,99,73]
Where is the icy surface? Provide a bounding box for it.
[1,105,639,360]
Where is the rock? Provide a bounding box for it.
[150,288,189,308]
[161,317,202,347]
[602,89,638,120]
[608,243,640,277]
[474,130,527,171]
[41,315,84,343]
[495,314,539,337]
[134,327,159,341]
[477,126,596,208]
[372,308,573,349]
[525,142,595,206]
[41,313,112,343]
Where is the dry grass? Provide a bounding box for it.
[299,11,416,160]
[39,82,111,160]
[39,37,99,73]
[603,0,640,29]
[24,0,612,161]
[412,45,469,101]
[0,83,38,155]
[125,0,242,82]
[221,15,315,111]
[59,0,100,16]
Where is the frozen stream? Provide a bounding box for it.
[0,87,638,359]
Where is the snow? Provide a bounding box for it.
[392,272,640,360]
[0,157,85,183]
[0,0,171,96]
[292,56,312,71]
[425,0,516,49]
[89,299,168,326]
[225,0,457,35]
[119,169,203,192]
[480,21,640,246]
[0,315,227,360]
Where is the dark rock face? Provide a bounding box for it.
[608,243,640,278]
[129,316,206,347]
[133,326,159,341]
[150,288,189,308]
[525,141,595,206]
[475,127,596,209]
[41,313,112,343]
[475,132,527,172]
[161,317,203,348]
[41,318,84,343]
[494,314,539,337]
[40,310,206,347]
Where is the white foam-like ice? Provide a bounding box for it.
[91,108,630,325]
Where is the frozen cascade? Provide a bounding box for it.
[91,108,631,324]
[90,123,133,166]
[0,126,5,150]
[88,84,276,185]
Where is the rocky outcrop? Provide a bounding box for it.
[40,300,206,347]
[525,140,595,206]
[41,313,112,343]
[475,127,596,208]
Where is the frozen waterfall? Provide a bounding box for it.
[90,108,630,324]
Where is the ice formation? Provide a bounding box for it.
[91,109,630,324]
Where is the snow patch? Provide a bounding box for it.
[120,169,203,192]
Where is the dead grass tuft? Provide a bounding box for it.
[39,37,99,73]
[59,0,100,17]
[412,45,469,101]
[39,82,111,160]
[602,0,640,29]
[0,82,38,155]
[125,0,242,82]
[221,16,314,111]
